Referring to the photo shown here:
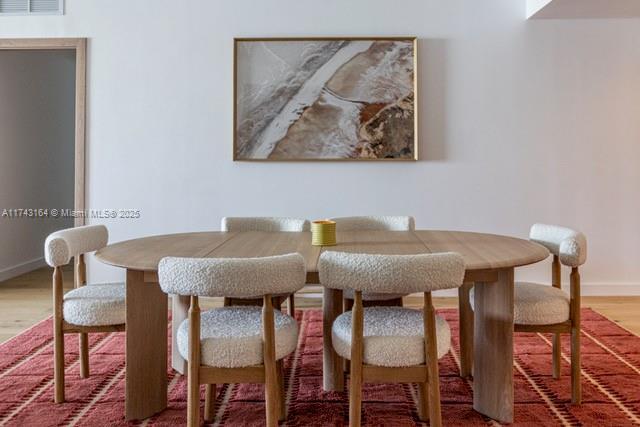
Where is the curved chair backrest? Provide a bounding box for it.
[319,251,465,294]
[221,217,310,232]
[44,225,109,267]
[331,216,415,232]
[159,253,307,298]
[529,223,587,268]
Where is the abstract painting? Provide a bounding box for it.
[234,38,417,161]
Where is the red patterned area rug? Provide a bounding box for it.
[1,309,640,426]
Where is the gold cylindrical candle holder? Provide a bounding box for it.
[311,220,336,246]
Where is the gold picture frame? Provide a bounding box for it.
[233,36,418,162]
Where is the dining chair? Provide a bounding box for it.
[158,253,306,427]
[470,223,587,403]
[331,216,416,310]
[44,224,125,404]
[319,251,465,427]
[221,216,310,315]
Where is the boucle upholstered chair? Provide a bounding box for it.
[470,223,587,403]
[331,216,416,310]
[221,217,309,315]
[319,251,465,427]
[44,225,125,403]
[332,215,415,232]
[221,216,310,233]
[159,253,306,427]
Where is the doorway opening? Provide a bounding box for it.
[0,38,86,340]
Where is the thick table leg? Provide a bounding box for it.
[125,270,168,420]
[473,268,514,424]
[458,282,474,378]
[171,294,189,375]
[323,287,344,391]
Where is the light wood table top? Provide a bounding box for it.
[96,229,548,274]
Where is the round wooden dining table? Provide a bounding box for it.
[95,229,548,423]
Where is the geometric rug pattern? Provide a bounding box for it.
[1,309,639,426]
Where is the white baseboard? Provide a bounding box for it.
[432,283,640,297]
[579,283,640,296]
[0,257,47,283]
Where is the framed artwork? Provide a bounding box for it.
[233,37,418,161]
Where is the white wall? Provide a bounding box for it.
[0,50,75,280]
[0,0,638,293]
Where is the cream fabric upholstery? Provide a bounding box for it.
[332,307,451,367]
[221,217,310,232]
[44,225,108,267]
[158,253,306,298]
[319,252,465,294]
[63,283,126,326]
[218,217,309,301]
[470,282,570,325]
[177,307,298,368]
[529,223,587,267]
[331,216,415,232]
[328,216,415,301]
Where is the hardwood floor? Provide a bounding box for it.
[0,267,639,344]
[0,265,74,343]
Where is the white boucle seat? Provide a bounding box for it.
[63,282,126,327]
[470,282,570,325]
[332,307,451,367]
[177,306,299,369]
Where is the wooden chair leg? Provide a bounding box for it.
[277,360,286,421]
[458,282,474,378]
[349,357,362,427]
[54,327,65,403]
[263,295,279,427]
[424,293,442,427]
[79,332,89,378]
[287,294,295,317]
[349,291,364,427]
[265,361,279,426]
[187,297,201,427]
[417,382,430,422]
[571,325,581,404]
[53,266,65,404]
[552,333,561,379]
[204,383,216,422]
[570,267,581,405]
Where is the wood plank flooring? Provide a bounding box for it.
[0,266,638,344]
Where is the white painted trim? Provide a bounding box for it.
[433,283,640,297]
[0,257,46,283]
[578,283,640,296]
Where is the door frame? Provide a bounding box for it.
[0,38,86,225]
